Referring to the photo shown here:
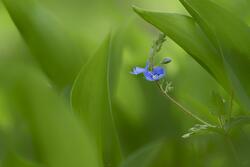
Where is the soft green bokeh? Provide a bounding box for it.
[0,0,249,167]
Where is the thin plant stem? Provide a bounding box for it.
[218,117,223,129]
[156,81,213,127]
[228,90,234,122]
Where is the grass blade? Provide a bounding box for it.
[71,34,123,167]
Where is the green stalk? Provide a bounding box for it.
[156,81,214,127]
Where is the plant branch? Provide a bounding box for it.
[156,81,214,127]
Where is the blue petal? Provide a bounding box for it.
[130,67,145,75]
[144,71,155,81]
[144,66,165,81]
[153,66,165,76]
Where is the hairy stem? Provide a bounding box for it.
[156,81,213,127]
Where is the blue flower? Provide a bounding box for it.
[131,62,165,81]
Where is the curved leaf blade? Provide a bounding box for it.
[0,62,99,167]
[2,0,84,88]
[210,0,250,25]
[71,35,122,167]
[180,0,250,111]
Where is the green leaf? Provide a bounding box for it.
[0,61,99,167]
[108,27,127,96]
[120,141,163,167]
[71,34,122,167]
[180,0,250,112]
[132,6,229,94]
[210,0,250,25]
[2,0,84,88]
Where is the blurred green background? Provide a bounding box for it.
[0,0,250,167]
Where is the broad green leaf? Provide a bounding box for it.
[108,26,127,96]
[180,0,250,112]
[120,141,163,167]
[132,6,229,93]
[210,0,250,25]
[2,0,84,88]
[71,35,122,167]
[0,62,99,167]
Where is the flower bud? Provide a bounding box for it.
[161,57,172,64]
